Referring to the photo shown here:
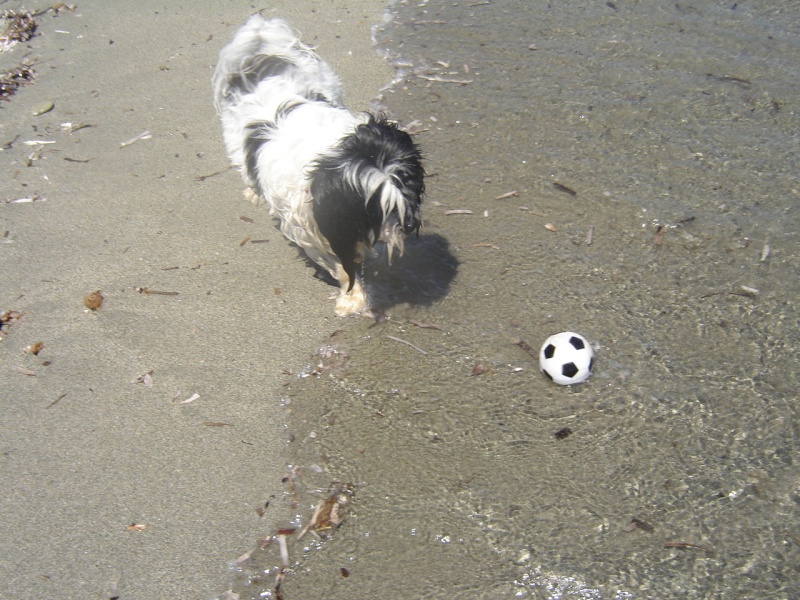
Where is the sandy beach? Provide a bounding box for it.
[0,1,392,598]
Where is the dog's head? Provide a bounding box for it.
[311,116,425,291]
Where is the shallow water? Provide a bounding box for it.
[225,1,799,598]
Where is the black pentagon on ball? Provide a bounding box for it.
[544,344,556,359]
[568,336,585,350]
[561,362,579,378]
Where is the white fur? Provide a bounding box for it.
[213,16,421,316]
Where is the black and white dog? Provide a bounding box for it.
[213,15,425,315]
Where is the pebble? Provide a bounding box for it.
[31,101,54,116]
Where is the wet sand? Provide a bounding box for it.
[0,1,392,598]
[232,1,800,598]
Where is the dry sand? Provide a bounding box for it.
[0,1,393,597]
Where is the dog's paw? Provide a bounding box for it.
[334,282,369,317]
[243,187,261,206]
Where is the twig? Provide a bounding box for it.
[45,393,67,409]
[552,182,577,196]
[663,541,714,553]
[276,534,290,568]
[386,335,428,355]
[409,320,444,330]
[513,338,538,359]
[135,287,179,296]
[120,130,151,148]
[416,74,473,84]
[701,286,759,299]
[196,165,235,181]
[275,534,290,600]
[298,501,325,540]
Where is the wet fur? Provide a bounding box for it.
[213,15,424,315]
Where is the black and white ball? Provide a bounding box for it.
[539,332,594,385]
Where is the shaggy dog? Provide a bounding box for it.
[213,15,425,315]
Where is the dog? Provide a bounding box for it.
[212,15,425,316]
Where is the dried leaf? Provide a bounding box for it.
[83,290,103,310]
[25,341,44,355]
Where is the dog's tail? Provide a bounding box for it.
[212,15,342,113]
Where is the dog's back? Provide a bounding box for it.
[212,16,346,169]
[213,16,341,111]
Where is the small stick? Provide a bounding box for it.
[444,209,473,215]
[663,541,714,553]
[45,393,67,409]
[416,74,473,84]
[739,285,760,296]
[552,182,577,196]
[284,466,301,509]
[135,287,179,296]
[513,338,537,358]
[586,225,594,246]
[386,335,428,355]
[760,243,770,262]
[298,501,325,540]
[120,130,152,148]
[276,534,290,568]
[517,206,547,217]
[495,190,519,200]
[179,393,200,404]
[409,320,444,330]
[196,165,235,181]
[471,242,500,250]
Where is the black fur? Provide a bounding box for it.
[310,116,424,291]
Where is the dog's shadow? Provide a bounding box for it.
[306,233,458,313]
[363,233,458,313]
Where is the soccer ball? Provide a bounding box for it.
[539,332,594,385]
